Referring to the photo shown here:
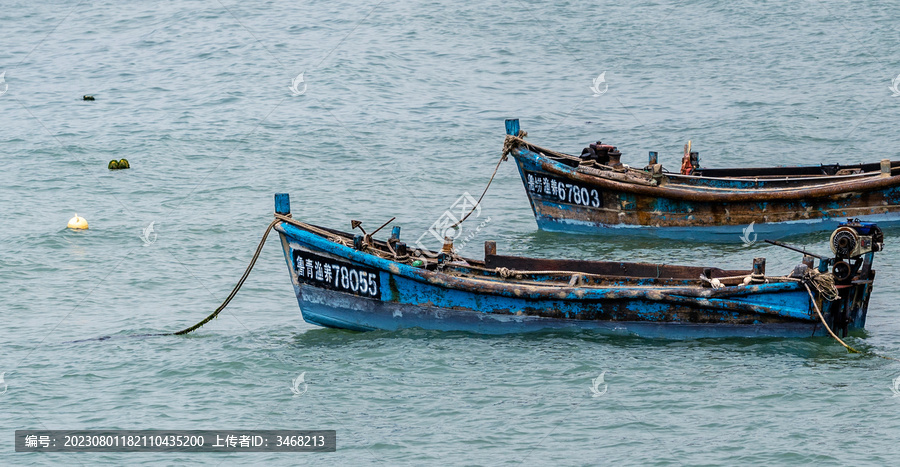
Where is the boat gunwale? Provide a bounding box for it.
[517,140,899,183]
[275,220,808,306]
[514,146,900,202]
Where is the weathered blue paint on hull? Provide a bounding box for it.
[534,211,900,242]
[514,152,900,242]
[509,129,900,242]
[296,286,824,338]
[275,221,858,339]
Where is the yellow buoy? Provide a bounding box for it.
[67,213,88,230]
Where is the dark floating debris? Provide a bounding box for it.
[108,158,130,170]
[83,95,95,101]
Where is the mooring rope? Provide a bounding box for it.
[171,212,410,335]
[448,137,518,231]
[501,131,528,158]
[802,281,860,354]
[801,275,899,361]
[172,218,280,335]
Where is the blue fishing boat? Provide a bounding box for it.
[273,193,883,338]
[504,119,900,242]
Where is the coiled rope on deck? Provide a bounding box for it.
[805,269,839,302]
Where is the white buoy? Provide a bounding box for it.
[67,213,88,230]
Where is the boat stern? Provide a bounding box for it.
[814,219,883,335]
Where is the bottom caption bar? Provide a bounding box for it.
[15,430,336,452]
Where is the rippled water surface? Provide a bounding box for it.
[3,0,900,465]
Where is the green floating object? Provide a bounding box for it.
[83,95,95,101]
[411,260,425,267]
[108,159,130,170]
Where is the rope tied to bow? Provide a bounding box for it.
[502,130,528,160]
[496,267,514,278]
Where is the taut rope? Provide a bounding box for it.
[447,132,525,230]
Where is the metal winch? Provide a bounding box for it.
[829,218,883,283]
[580,142,621,168]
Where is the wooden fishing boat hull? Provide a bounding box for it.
[273,194,880,339]
[296,286,831,338]
[295,280,861,339]
[506,120,900,241]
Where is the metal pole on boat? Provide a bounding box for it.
[882,159,891,178]
[763,239,824,260]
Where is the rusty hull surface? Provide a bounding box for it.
[275,218,876,338]
[510,142,900,241]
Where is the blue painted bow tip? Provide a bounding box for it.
[274,193,291,215]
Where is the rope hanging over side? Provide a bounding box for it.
[802,281,860,354]
[172,218,279,335]
[801,272,899,361]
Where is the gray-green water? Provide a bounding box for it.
[3,0,900,464]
